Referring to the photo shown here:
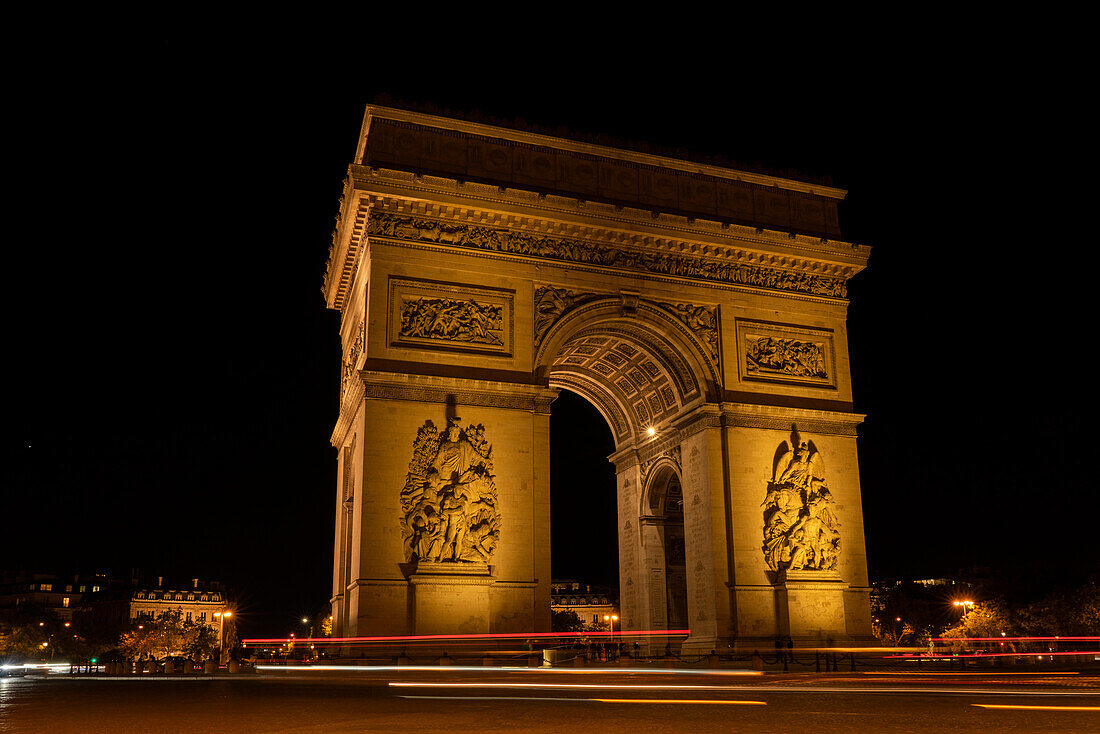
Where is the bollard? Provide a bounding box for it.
[204,660,216,675]
[164,659,175,675]
[707,653,720,669]
[228,660,240,674]
[437,653,454,666]
[752,651,764,671]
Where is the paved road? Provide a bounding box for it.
[2,666,1098,732]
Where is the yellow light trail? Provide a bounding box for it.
[972,704,1100,711]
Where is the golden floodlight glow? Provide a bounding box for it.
[646,427,656,436]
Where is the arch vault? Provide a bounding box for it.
[323,105,874,652]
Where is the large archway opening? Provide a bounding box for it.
[541,302,715,640]
[549,390,618,615]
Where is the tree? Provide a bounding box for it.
[118,610,217,660]
[551,610,585,633]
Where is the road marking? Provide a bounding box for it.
[972,704,1100,711]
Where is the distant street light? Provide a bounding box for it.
[603,614,619,645]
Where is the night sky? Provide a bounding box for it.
[6,50,1092,637]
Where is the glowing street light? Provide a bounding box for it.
[603,613,620,646]
[215,611,234,665]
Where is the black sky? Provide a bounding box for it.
[5,45,1093,636]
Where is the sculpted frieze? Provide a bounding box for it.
[762,431,841,573]
[367,211,847,299]
[400,418,500,565]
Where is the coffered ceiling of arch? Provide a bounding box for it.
[550,328,701,444]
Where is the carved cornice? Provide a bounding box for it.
[330,381,364,448]
[354,166,865,260]
[363,208,851,302]
[323,191,371,312]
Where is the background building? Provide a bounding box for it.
[82,575,230,638]
[551,580,618,629]
[0,570,109,623]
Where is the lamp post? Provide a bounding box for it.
[603,614,619,647]
[301,617,316,658]
[215,611,233,665]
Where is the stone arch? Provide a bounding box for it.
[637,461,689,635]
[537,297,719,447]
[641,459,684,519]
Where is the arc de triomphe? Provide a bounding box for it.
[324,105,873,652]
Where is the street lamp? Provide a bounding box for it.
[603,614,619,643]
[214,611,233,665]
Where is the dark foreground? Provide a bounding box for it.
[2,666,1098,733]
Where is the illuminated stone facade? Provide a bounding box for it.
[325,106,873,651]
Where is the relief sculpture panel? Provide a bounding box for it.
[400,418,500,564]
[736,319,835,388]
[389,277,513,356]
[762,431,841,573]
